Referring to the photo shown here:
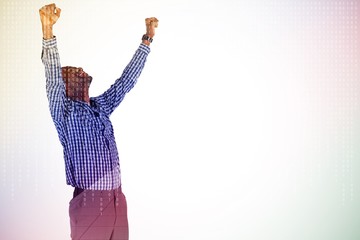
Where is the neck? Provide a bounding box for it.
[67,88,90,104]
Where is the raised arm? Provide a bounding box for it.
[94,17,159,115]
[40,3,65,124]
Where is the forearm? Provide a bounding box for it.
[42,38,61,80]
[119,43,150,92]
[95,44,150,115]
[42,25,54,40]
[42,37,65,122]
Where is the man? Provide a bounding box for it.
[39,3,158,240]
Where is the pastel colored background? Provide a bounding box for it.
[0,0,359,239]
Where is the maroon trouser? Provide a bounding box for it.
[69,186,128,240]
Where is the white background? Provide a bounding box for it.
[0,0,359,239]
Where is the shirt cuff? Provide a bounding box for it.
[139,43,151,55]
[42,36,57,48]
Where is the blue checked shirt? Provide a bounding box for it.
[42,37,150,190]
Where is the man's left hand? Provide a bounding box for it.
[145,17,159,39]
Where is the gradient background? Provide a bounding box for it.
[0,0,359,239]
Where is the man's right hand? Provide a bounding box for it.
[39,3,61,39]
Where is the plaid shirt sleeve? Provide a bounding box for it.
[41,37,65,126]
[94,43,151,115]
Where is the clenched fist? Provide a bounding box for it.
[145,17,159,39]
[39,3,61,39]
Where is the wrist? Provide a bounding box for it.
[42,24,53,31]
[42,25,54,40]
[142,40,151,46]
[43,33,54,40]
[142,34,154,46]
